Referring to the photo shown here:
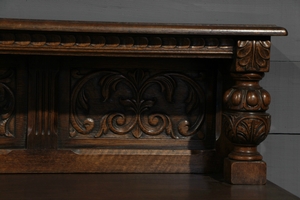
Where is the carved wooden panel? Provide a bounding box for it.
[59,57,217,150]
[0,68,15,138]
[0,55,27,148]
[70,69,206,139]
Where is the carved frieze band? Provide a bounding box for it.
[0,69,15,137]
[70,69,206,139]
[0,32,233,52]
[235,40,271,72]
[222,111,270,145]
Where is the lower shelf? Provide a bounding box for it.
[0,174,298,200]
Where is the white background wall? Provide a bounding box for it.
[1,0,299,197]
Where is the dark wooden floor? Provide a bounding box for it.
[0,174,298,200]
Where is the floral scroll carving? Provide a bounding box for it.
[70,70,206,139]
[0,69,14,137]
[235,40,271,72]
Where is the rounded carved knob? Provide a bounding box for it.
[224,88,270,111]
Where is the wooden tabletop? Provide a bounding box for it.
[0,174,298,200]
[0,18,287,36]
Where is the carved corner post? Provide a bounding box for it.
[223,39,271,184]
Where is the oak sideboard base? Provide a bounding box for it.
[0,19,288,185]
[224,158,267,185]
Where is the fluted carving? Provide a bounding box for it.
[27,67,58,149]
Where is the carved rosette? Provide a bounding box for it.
[70,69,206,139]
[0,69,15,137]
[235,40,270,72]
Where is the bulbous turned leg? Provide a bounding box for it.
[222,72,271,184]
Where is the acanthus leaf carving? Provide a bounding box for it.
[222,112,270,145]
[235,40,271,72]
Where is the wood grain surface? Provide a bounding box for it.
[0,174,298,200]
[0,149,217,173]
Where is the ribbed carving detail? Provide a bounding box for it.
[27,68,58,149]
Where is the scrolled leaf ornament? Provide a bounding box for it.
[70,69,206,139]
